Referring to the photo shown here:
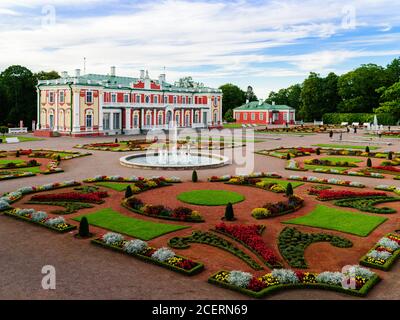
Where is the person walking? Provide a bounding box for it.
[354,126,357,134]
[339,132,343,141]
[346,126,350,133]
[329,130,333,139]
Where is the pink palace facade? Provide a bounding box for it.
[35,67,223,136]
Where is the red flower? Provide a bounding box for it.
[372,166,400,172]
[248,277,267,292]
[31,191,108,203]
[314,189,386,200]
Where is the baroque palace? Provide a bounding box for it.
[35,67,223,136]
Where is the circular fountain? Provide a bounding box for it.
[120,150,229,170]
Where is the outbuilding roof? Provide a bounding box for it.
[234,101,294,111]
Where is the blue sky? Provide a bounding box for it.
[0,0,400,98]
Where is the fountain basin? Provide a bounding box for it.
[120,152,230,170]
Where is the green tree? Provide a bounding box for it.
[224,109,235,122]
[286,183,294,196]
[0,65,37,126]
[192,170,198,182]
[367,158,372,167]
[374,81,400,120]
[299,72,325,121]
[322,72,341,114]
[219,83,246,115]
[125,185,133,198]
[78,217,90,237]
[338,64,391,113]
[34,71,60,81]
[266,84,302,111]
[386,57,400,84]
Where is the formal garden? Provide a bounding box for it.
[0,149,91,181]
[1,168,399,299]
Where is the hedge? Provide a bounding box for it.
[322,113,397,125]
[208,271,380,299]
[92,238,204,276]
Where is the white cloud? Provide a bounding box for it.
[0,0,400,98]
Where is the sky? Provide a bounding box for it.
[0,0,400,99]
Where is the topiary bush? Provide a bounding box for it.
[365,146,370,153]
[224,202,235,221]
[367,158,372,167]
[78,216,90,237]
[192,170,198,182]
[125,185,133,198]
[388,152,393,160]
[16,150,20,157]
[286,153,291,160]
[316,148,321,155]
[286,183,294,197]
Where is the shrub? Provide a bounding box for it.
[286,153,291,160]
[227,271,253,288]
[0,200,11,211]
[126,196,144,209]
[123,239,148,254]
[367,158,372,167]
[28,159,38,166]
[125,185,133,199]
[151,247,175,262]
[388,152,393,160]
[16,150,20,157]
[365,146,370,153]
[102,232,124,245]
[251,208,270,219]
[271,269,299,284]
[57,155,61,162]
[78,217,90,237]
[316,272,343,285]
[286,183,294,196]
[316,148,321,155]
[31,211,48,222]
[224,202,234,221]
[115,138,118,143]
[192,170,198,182]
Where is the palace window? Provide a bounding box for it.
[175,113,180,125]
[124,94,129,103]
[48,92,54,103]
[133,114,139,127]
[194,112,199,123]
[182,96,186,104]
[103,113,110,130]
[251,113,255,120]
[145,95,150,103]
[86,112,93,128]
[154,95,158,104]
[259,113,264,120]
[136,95,140,103]
[173,96,177,104]
[111,93,117,103]
[164,95,168,104]
[188,97,192,104]
[243,113,247,120]
[113,113,120,129]
[86,91,93,104]
[59,91,65,103]
[158,113,163,125]
[146,113,151,125]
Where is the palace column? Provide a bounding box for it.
[99,92,104,132]
[54,91,59,131]
[125,108,131,132]
[72,89,80,133]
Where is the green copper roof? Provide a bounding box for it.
[234,101,294,111]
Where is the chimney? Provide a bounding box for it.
[246,99,249,104]
[259,99,263,105]
[140,70,145,79]
[75,69,81,77]
[145,70,149,79]
[272,101,275,105]
[159,73,166,83]
[61,71,68,78]
[110,66,116,77]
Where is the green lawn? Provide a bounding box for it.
[261,178,303,189]
[2,135,43,142]
[304,165,349,173]
[95,182,134,192]
[8,166,42,173]
[73,208,188,240]
[313,144,379,150]
[283,205,387,237]
[319,157,363,163]
[0,159,25,165]
[223,123,243,129]
[177,189,245,206]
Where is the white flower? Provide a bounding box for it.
[316,272,343,285]
[271,269,299,284]
[123,239,148,254]
[102,232,124,245]
[367,250,392,261]
[227,271,253,288]
[45,216,65,227]
[378,237,400,251]
[151,247,175,262]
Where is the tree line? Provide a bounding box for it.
[220,57,400,123]
[0,65,59,127]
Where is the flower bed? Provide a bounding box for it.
[285,160,308,171]
[92,232,204,276]
[208,172,281,182]
[310,189,387,201]
[251,195,304,219]
[375,185,400,195]
[84,175,181,184]
[3,208,77,233]
[30,191,108,204]
[0,171,36,181]
[226,177,287,193]
[168,230,263,270]
[208,266,379,298]
[312,168,384,179]
[214,223,282,269]
[288,175,365,188]
[1,180,81,205]
[122,196,204,222]
[367,166,400,176]
[28,149,92,160]
[304,158,358,168]
[360,234,400,271]
[334,197,399,214]
[278,227,353,268]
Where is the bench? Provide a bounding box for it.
[314,121,323,125]
[6,137,20,143]
[8,127,28,134]
[341,122,348,126]
[352,122,360,127]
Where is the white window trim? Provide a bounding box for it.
[173,96,177,104]
[243,113,247,120]
[124,93,129,103]
[49,92,54,103]
[59,91,65,103]
[111,93,117,103]
[251,113,255,120]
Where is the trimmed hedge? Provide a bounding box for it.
[208,271,380,299]
[92,238,204,276]
[323,113,397,125]
[359,233,400,271]
[3,210,77,233]
[168,230,263,270]
[278,227,353,268]
[334,196,400,214]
